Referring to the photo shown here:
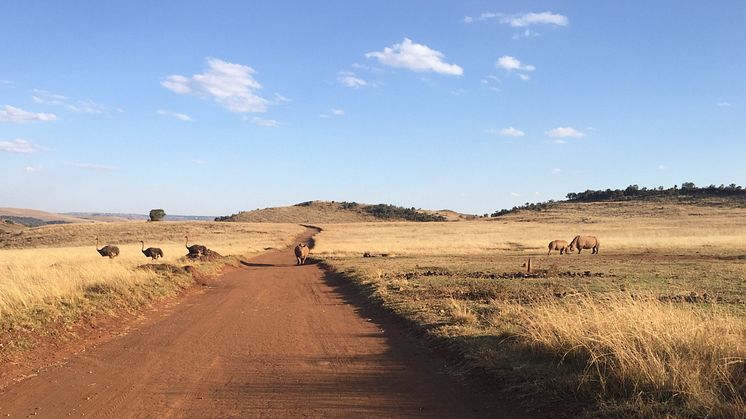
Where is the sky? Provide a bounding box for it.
[1,1,745,216]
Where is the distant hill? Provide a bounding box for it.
[491,183,746,218]
[216,201,470,223]
[65,212,216,222]
[0,208,92,227]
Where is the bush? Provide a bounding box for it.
[149,209,166,222]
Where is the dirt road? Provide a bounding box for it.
[0,230,517,418]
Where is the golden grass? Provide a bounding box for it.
[315,211,746,256]
[496,294,745,417]
[0,222,304,354]
[316,201,746,416]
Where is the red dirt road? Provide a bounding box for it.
[0,231,518,418]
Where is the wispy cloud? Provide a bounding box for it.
[503,12,568,27]
[464,11,568,27]
[510,192,521,197]
[496,56,535,80]
[0,80,15,88]
[25,165,42,173]
[157,109,193,121]
[0,138,45,153]
[552,168,563,174]
[320,108,345,118]
[658,164,667,170]
[338,71,368,88]
[248,116,279,127]
[71,162,118,171]
[162,58,269,113]
[366,38,463,76]
[0,105,58,123]
[31,90,109,114]
[499,127,525,137]
[717,101,731,107]
[545,127,586,138]
[271,93,292,105]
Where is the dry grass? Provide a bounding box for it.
[496,294,745,417]
[0,222,304,358]
[317,201,746,416]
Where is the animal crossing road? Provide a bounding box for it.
[0,230,516,418]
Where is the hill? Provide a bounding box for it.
[216,201,465,223]
[0,208,92,227]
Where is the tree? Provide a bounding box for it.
[149,209,166,221]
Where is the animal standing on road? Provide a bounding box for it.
[569,235,600,254]
[547,239,570,255]
[140,241,164,261]
[185,236,207,256]
[96,237,120,259]
[294,243,309,265]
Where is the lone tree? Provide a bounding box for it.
[149,209,166,222]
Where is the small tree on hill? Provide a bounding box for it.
[149,209,166,221]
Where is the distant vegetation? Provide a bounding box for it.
[492,183,746,217]
[0,216,68,228]
[362,203,446,222]
[149,208,166,222]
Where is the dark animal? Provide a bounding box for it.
[96,237,120,259]
[294,243,309,265]
[569,235,600,254]
[140,241,163,260]
[547,239,570,255]
[185,236,207,256]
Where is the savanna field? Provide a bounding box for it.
[1,199,745,417]
[313,200,746,418]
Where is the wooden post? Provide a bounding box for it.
[526,257,532,273]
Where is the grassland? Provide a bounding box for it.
[0,221,304,361]
[315,200,746,418]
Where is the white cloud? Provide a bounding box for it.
[157,109,193,121]
[72,162,118,171]
[497,56,535,71]
[552,168,563,173]
[272,93,292,104]
[503,12,568,27]
[496,56,535,80]
[0,139,44,153]
[0,105,58,123]
[545,127,586,138]
[365,38,463,76]
[551,139,567,145]
[162,58,269,113]
[513,29,539,40]
[464,11,568,27]
[717,101,731,107]
[249,116,279,127]
[321,108,345,118]
[31,90,108,114]
[338,71,368,88]
[25,165,42,173]
[497,127,525,137]
[510,192,521,197]
[658,164,667,170]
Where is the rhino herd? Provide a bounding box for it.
[547,235,600,255]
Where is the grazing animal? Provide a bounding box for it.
[185,236,207,256]
[95,237,120,259]
[140,241,164,260]
[569,235,600,254]
[547,240,570,255]
[294,243,309,265]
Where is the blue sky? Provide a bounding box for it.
[1,1,744,215]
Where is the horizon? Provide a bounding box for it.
[2,1,745,215]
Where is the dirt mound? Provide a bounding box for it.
[184,248,223,261]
